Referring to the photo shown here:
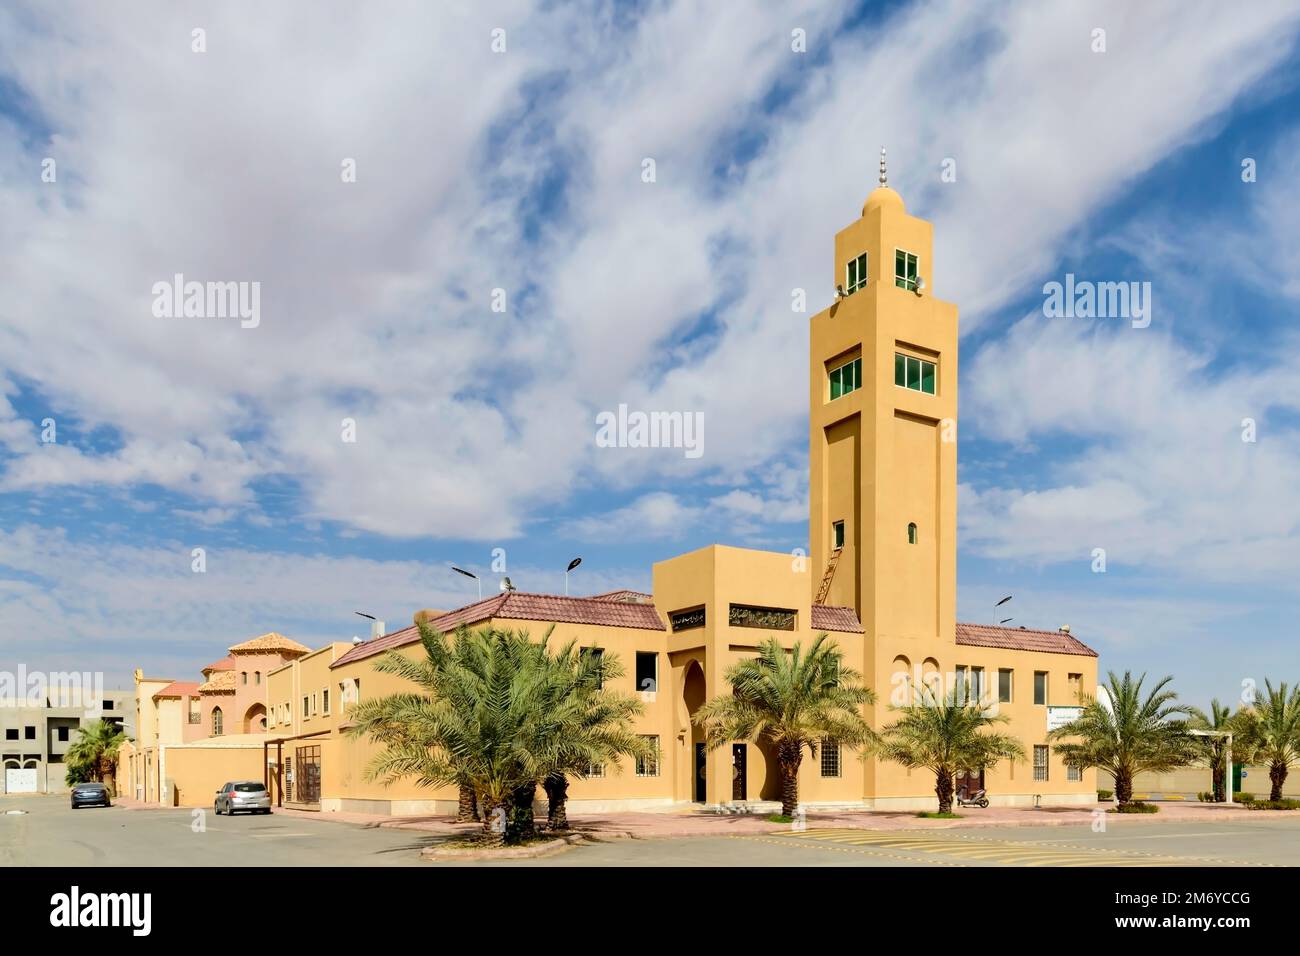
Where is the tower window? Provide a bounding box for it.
[845,253,867,293]
[894,353,936,395]
[829,357,861,400]
[832,520,845,550]
[907,522,917,544]
[895,249,918,291]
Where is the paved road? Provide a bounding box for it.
[465,820,1300,867]
[5,795,1299,866]
[0,796,431,867]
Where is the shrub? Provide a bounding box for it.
[1247,799,1300,811]
[1097,789,1113,801]
[916,811,963,819]
[1238,792,1255,803]
[766,813,794,824]
[1111,801,1159,814]
[1197,791,1214,802]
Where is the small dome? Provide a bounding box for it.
[863,186,905,215]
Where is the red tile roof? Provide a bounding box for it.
[202,656,235,674]
[956,623,1098,657]
[589,589,654,604]
[332,592,666,668]
[152,681,201,700]
[810,605,864,633]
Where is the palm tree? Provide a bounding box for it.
[1049,671,1198,807]
[694,634,876,816]
[1236,680,1300,802]
[66,719,128,796]
[348,622,649,845]
[879,683,1025,814]
[1187,699,1236,802]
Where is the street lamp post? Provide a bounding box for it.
[451,565,481,601]
[565,557,582,596]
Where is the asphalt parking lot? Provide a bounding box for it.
[0,795,430,867]
[4,794,1299,866]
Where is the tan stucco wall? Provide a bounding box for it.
[162,743,266,807]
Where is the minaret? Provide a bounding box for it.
[808,153,960,662]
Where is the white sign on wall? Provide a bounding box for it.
[1046,706,1084,732]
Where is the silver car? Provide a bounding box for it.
[214,780,272,815]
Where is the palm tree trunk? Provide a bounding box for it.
[479,794,505,847]
[778,741,802,817]
[457,784,479,822]
[506,783,536,845]
[544,773,569,830]
[1270,761,1287,802]
[1211,761,1225,802]
[935,768,955,814]
[1114,769,1133,806]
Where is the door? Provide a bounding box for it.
[6,766,38,793]
[731,744,747,801]
[956,768,984,797]
[295,746,321,805]
[694,743,706,802]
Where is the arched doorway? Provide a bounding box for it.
[243,702,267,734]
[682,661,706,802]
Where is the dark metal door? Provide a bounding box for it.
[731,744,747,801]
[296,745,321,805]
[694,743,707,802]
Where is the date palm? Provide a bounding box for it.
[879,684,1024,814]
[694,634,876,816]
[1187,699,1237,802]
[1236,680,1300,802]
[348,622,649,845]
[1049,671,1198,806]
[66,719,128,796]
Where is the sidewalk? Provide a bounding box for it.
[262,799,1281,840]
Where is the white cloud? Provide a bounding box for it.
[1,0,1295,543]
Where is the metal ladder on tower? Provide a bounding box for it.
[814,547,842,606]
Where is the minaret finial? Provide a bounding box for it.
[878,146,888,187]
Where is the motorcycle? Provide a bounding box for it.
[955,786,990,809]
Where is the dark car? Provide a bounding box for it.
[214,780,271,815]
[70,783,111,809]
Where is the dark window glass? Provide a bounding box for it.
[635,652,658,693]
[895,353,906,387]
[1034,672,1048,705]
[921,361,935,394]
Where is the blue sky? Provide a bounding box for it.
[0,0,1298,710]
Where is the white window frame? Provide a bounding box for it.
[894,247,919,291]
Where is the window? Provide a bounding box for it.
[1068,672,1082,702]
[636,736,661,777]
[57,726,70,742]
[102,699,116,711]
[820,739,841,778]
[829,357,862,400]
[895,249,918,291]
[907,522,917,544]
[241,671,247,685]
[954,665,968,701]
[311,693,318,716]
[212,707,223,736]
[8,727,20,740]
[832,520,845,550]
[845,252,867,293]
[24,725,35,739]
[581,647,605,689]
[322,688,330,716]
[1034,671,1048,706]
[998,669,1013,703]
[1033,745,1049,781]
[971,667,985,702]
[587,761,606,778]
[894,352,936,395]
[1067,764,1082,782]
[302,696,309,718]
[189,700,201,724]
[636,652,658,693]
[255,671,261,685]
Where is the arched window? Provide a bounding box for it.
[240,671,247,685]
[212,707,223,736]
[907,522,918,544]
[254,671,261,685]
